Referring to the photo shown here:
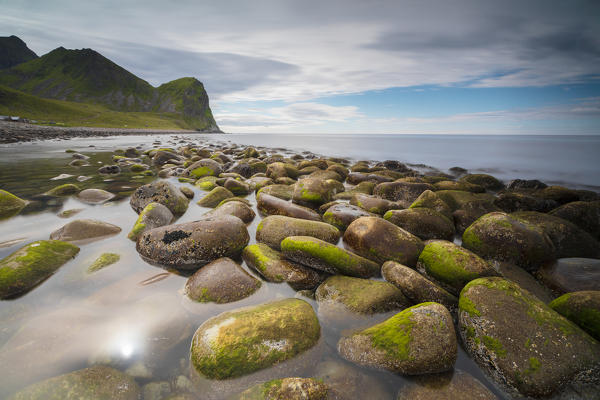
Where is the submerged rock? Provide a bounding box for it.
[130,180,189,215]
[185,257,261,303]
[396,369,498,400]
[190,298,320,379]
[549,291,600,340]
[137,215,249,269]
[0,240,79,298]
[338,302,457,374]
[77,188,115,204]
[50,219,121,242]
[537,258,600,294]
[384,208,455,241]
[87,252,120,273]
[127,202,174,241]
[233,377,328,400]
[8,365,139,400]
[0,189,27,219]
[256,215,340,251]
[314,359,391,400]
[45,183,80,196]
[458,277,600,398]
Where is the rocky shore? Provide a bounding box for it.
[0,121,222,144]
[0,137,599,400]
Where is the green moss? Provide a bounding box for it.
[87,253,120,273]
[46,183,80,196]
[459,295,481,316]
[190,166,214,178]
[129,163,146,172]
[461,226,484,251]
[195,176,218,191]
[550,293,600,340]
[318,275,403,313]
[243,244,272,274]
[524,357,541,375]
[127,202,158,240]
[0,189,27,218]
[300,188,324,202]
[482,335,507,357]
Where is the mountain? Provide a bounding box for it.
[0,42,220,131]
[0,35,38,69]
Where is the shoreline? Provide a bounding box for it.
[0,121,224,144]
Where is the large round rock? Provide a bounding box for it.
[373,181,434,203]
[343,217,424,266]
[127,202,174,241]
[50,219,121,242]
[190,298,320,380]
[256,215,340,251]
[130,180,189,215]
[257,193,320,221]
[384,208,455,241]
[136,215,249,269]
[458,277,600,398]
[337,302,457,375]
[549,291,600,340]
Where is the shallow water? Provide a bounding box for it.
[0,133,596,399]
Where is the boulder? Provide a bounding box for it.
[153,150,181,166]
[197,186,234,208]
[233,377,328,400]
[190,298,320,379]
[0,189,27,219]
[494,192,557,213]
[333,181,375,200]
[45,183,80,196]
[338,302,457,374]
[396,370,498,400]
[384,208,454,241]
[204,201,255,224]
[0,240,79,298]
[179,186,194,199]
[417,240,498,295]
[136,215,249,269]
[535,185,580,205]
[257,184,294,200]
[433,180,485,193]
[242,243,326,290]
[293,178,334,208]
[257,193,320,221]
[195,176,218,191]
[373,181,434,203]
[459,173,504,191]
[435,190,495,212]
[77,188,115,204]
[549,291,600,340]
[507,179,547,191]
[323,203,375,231]
[350,193,403,215]
[458,277,600,398]
[494,261,554,303]
[127,202,173,241]
[549,201,600,240]
[224,178,251,195]
[382,261,457,311]
[314,360,391,400]
[281,236,380,278]
[184,158,223,178]
[185,257,261,303]
[50,219,121,242]
[409,190,453,220]
[537,258,600,294]
[256,215,340,251]
[130,180,189,215]
[343,217,424,266]
[98,164,121,174]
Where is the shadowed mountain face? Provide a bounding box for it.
[0,39,220,131]
[0,36,38,69]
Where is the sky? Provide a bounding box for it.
[1,0,600,134]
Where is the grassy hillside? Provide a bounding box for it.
[0,85,193,129]
[0,36,38,69]
[157,77,218,131]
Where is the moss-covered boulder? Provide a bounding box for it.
[257,184,294,201]
[333,181,375,201]
[433,180,485,193]
[185,257,261,303]
[8,365,139,400]
[184,158,223,178]
[458,277,600,398]
[190,298,320,379]
[322,203,375,231]
[343,217,424,267]
[494,191,556,213]
[549,291,600,340]
[256,215,340,251]
[127,202,173,241]
[242,244,326,290]
[373,181,434,203]
[77,188,115,204]
[292,178,334,208]
[350,193,403,215]
[130,180,189,215]
[204,201,255,224]
[0,240,79,298]
[338,302,457,374]
[246,176,274,192]
[409,189,453,220]
[396,369,497,400]
[495,261,554,303]
[232,377,328,400]
[417,240,498,295]
[462,212,555,271]
[45,183,80,196]
[224,178,251,196]
[460,173,504,191]
[195,176,219,191]
[534,185,580,205]
[281,236,380,278]
[87,252,120,273]
[257,193,320,221]
[197,186,234,208]
[435,190,495,212]
[137,215,249,269]
[549,201,600,240]
[537,258,600,294]
[179,186,194,199]
[512,211,600,259]
[384,208,455,241]
[0,189,27,219]
[313,360,391,400]
[315,275,410,315]
[382,261,458,311]
[50,219,121,242]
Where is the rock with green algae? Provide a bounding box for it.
[50,219,121,242]
[130,180,189,215]
[257,184,294,201]
[0,189,27,219]
[179,186,194,199]
[87,252,120,273]
[462,212,555,271]
[256,215,340,251]
[231,377,328,400]
[322,203,375,231]
[281,236,380,278]
[333,181,375,200]
[396,369,498,400]
[190,298,320,380]
[242,243,326,290]
[458,277,600,398]
[337,302,457,374]
[293,177,335,208]
[77,188,115,204]
[197,186,234,208]
[434,190,496,212]
[45,183,80,196]
[204,200,255,224]
[382,261,458,311]
[433,180,485,193]
[343,216,424,267]
[8,365,140,400]
[417,240,498,295]
[127,202,173,241]
[195,176,219,191]
[549,200,600,240]
[185,257,261,303]
[224,177,251,196]
[257,192,320,221]
[350,193,403,215]
[184,158,223,178]
[459,173,504,191]
[409,189,453,220]
[549,291,600,341]
[373,181,434,203]
[384,208,455,241]
[315,275,410,315]
[136,215,249,269]
[0,240,79,298]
